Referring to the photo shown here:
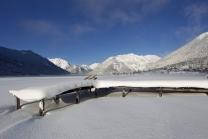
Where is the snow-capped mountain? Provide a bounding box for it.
[48,58,71,69]
[90,53,160,75]
[146,32,208,70]
[0,46,69,76]
[68,64,92,74]
[48,58,92,74]
[89,63,100,70]
[81,64,92,71]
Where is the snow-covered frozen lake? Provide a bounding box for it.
[1,73,208,139]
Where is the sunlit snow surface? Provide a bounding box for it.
[1,73,208,139]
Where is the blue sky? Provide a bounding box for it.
[1,0,208,65]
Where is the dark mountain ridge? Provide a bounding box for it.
[0,46,69,76]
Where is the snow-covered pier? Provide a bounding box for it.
[9,73,208,116]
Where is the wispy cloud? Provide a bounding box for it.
[184,3,208,24]
[72,24,95,35]
[175,3,208,41]
[74,0,170,27]
[23,20,64,37]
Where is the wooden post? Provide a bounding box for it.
[129,88,132,92]
[76,90,80,104]
[95,88,98,98]
[15,96,21,109]
[39,99,45,116]
[122,88,125,97]
[54,95,60,101]
[159,87,162,97]
[106,88,108,95]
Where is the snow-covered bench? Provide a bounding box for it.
[93,79,208,97]
[9,75,208,116]
[9,81,94,116]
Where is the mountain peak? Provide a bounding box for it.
[197,32,208,40]
[48,58,71,69]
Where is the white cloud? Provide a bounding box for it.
[74,0,170,26]
[184,3,208,24]
[175,3,208,41]
[72,24,95,35]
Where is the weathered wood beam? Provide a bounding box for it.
[158,87,208,93]
[76,90,80,104]
[15,96,21,109]
[39,99,45,116]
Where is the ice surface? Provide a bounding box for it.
[1,74,208,139]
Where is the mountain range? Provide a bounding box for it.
[1,32,208,76]
[0,46,69,76]
[48,58,92,74]
[146,32,208,70]
[90,53,160,75]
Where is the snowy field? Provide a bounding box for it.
[1,73,208,138]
